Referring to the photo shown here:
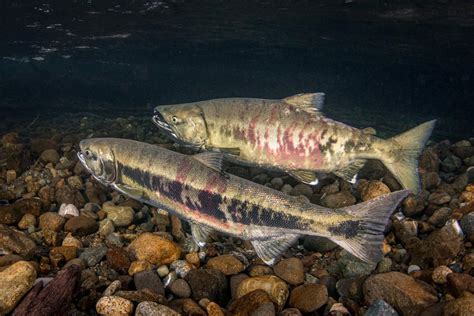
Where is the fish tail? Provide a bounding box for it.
[382,120,436,194]
[328,190,410,263]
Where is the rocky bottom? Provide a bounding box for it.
[1,114,474,315]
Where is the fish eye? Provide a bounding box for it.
[171,116,179,123]
[85,150,91,157]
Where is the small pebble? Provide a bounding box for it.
[432,265,453,284]
[407,265,421,274]
[157,265,169,278]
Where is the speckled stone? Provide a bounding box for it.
[0,261,37,314]
[135,301,180,316]
[95,295,133,315]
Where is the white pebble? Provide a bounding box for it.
[58,203,79,217]
[407,265,421,274]
[157,265,169,278]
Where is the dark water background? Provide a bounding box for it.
[1,0,473,140]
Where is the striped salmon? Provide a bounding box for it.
[152,93,435,194]
[78,138,409,264]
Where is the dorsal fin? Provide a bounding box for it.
[283,93,325,114]
[193,152,224,173]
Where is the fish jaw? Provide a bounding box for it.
[152,108,181,141]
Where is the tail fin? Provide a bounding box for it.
[383,120,436,194]
[330,190,410,263]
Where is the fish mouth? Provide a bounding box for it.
[77,151,88,170]
[152,110,179,140]
[77,151,107,185]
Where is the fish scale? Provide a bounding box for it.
[78,138,410,264]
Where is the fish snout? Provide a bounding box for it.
[152,109,171,131]
[152,108,165,125]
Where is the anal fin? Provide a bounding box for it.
[288,170,319,185]
[191,223,214,247]
[251,234,300,265]
[333,159,366,184]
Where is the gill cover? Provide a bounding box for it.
[154,104,208,147]
[78,140,116,184]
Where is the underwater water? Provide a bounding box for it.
[1,0,473,139]
[1,1,474,315]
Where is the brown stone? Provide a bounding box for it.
[0,225,37,258]
[227,289,274,316]
[106,247,131,274]
[206,302,225,316]
[447,273,474,297]
[39,212,66,232]
[406,225,463,268]
[127,233,181,265]
[363,272,438,316]
[288,283,328,313]
[0,261,37,315]
[273,258,305,285]
[443,294,474,316]
[206,254,245,275]
[64,215,98,236]
[236,275,288,309]
[115,289,166,304]
[50,246,77,261]
[168,298,206,315]
[359,180,391,201]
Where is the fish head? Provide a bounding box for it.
[153,104,208,148]
[77,139,116,185]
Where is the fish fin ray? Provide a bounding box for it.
[328,190,410,263]
[191,223,214,247]
[283,93,325,114]
[251,234,300,265]
[288,170,319,185]
[383,120,436,194]
[333,159,366,183]
[193,152,224,173]
[207,146,241,156]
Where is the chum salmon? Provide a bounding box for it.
[152,93,435,194]
[78,138,409,264]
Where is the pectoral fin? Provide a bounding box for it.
[333,159,366,184]
[207,146,241,156]
[193,152,224,173]
[251,234,301,265]
[113,184,146,201]
[288,170,319,185]
[191,223,214,247]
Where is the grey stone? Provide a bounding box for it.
[365,299,399,316]
[170,279,192,298]
[461,212,474,237]
[441,155,462,173]
[134,270,165,296]
[303,236,338,252]
[79,245,107,267]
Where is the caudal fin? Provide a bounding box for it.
[383,120,436,195]
[330,190,410,263]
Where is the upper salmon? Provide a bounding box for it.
[78,138,409,265]
[152,93,435,194]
